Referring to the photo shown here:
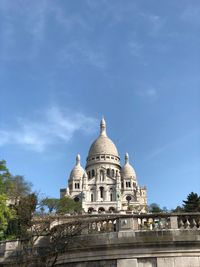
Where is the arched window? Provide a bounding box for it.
[110,193,113,201]
[100,170,104,181]
[107,169,110,176]
[92,169,95,177]
[91,193,94,202]
[116,170,118,177]
[88,171,91,179]
[100,186,104,199]
[75,183,80,189]
[112,169,115,177]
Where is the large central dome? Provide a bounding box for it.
[87,118,119,158]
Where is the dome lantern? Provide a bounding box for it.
[76,154,81,166]
[125,152,129,164]
[100,117,107,137]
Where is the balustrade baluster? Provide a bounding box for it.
[197,218,200,228]
[179,219,185,229]
[191,218,197,230]
[185,219,190,229]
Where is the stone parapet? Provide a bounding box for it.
[1,213,200,266]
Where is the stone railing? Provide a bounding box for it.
[1,213,200,265]
[75,212,200,233]
[135,213,200,231]
[87,218,117,233]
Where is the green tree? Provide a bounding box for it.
[172,205,184,213]
[0,160,12,194]
[0,159,36,239]
[183,192,200,212]
[41,198,60,213]
[57,197,82,214]
[6,193,37,238]
[7,175,32,200]
[148,203,162,213]
[0,194,15,240]
[0,160,32,198]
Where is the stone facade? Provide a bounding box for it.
[60,118,147,213]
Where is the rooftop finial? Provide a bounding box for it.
[76,154,81,165]
[100,117,107,136]
[125,152,129,164]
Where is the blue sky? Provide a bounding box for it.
[0,0,199,209]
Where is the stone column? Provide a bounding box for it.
[96,189,99,202]
[116,218,133,232]
[170,215,178,229]
[133,217,139,230]
[117,259,138,267]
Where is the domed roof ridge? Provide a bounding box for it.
[87,118,119,158]
[121,152,136,178]
[69,154,85,180]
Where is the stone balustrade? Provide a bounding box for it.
[1,213,200,266]
[34,212,200,234]
[71,212,200,234]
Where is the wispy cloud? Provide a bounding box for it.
[0,0,48,61]
[139,12,164,37]
[136,88,157,99]
[146,130,200,160]
[129,41,143,58]
[0,107,97,152]
[51,3,91,33]
[58,42,106,69]
[180,5,200,26]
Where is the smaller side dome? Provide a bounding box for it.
[69,154,85,180]
[121,153,136,179]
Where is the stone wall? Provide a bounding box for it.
[1,213,200,266]
[46,257,200,267]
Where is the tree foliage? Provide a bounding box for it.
[40,197,82,215]
[148,203,163,213]
[0,194,15,239]
[172,192,200,213]
[0,160,35,240]
[0,160,11,194]
[183,192,200,212]
[41,198,60,213]
[57,196,82,214]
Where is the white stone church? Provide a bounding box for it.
[60,118,147,213]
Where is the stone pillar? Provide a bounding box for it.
[170,215,178,229]
[116,218,133,232]
[105,188,109,201]
[133,217,139,230]
[117,259,138,267]
[96,189,100,201]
